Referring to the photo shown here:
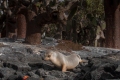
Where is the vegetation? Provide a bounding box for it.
[46,0,105,46]
[0,0,119,49]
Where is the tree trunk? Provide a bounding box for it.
[0,33,1,38]
[25,10,41,45]
[17,14,26,39]
[25,20,41,45]
[54,23,62,39]
[72,18,77,43]
[6,16,17,39]
[114,4,120,48]
[104,0,120,49]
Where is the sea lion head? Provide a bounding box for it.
[44,50,56,61]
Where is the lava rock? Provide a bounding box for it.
[42,62,54,70]
[28,63,43,70]
[27,71,40,78]
[0,68,15,79]
[26,77,40,80]
[7,75,18,80]
[3,62,31,72]
[48,70,66,78]
[91,69,114,80]
[115,65,120,72]
[0,41,120,80]
[44,75,59,80]
[35,68,48,77]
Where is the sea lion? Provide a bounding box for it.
[44,50,83,72]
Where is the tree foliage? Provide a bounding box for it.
[0,0,105,46]
[64,0,105,46]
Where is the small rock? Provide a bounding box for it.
[3,62,31,72]
[48,70,67,78]
[35,69,48,76]
[27,71,39,78]
[0,68,15,79]
[44,75,59,80]
[91,70,114,80]
[81,66,91,73]
[115,65,120,72]
[7,75,18,80]
[15,71,24,76]
[27,77,40,80]
[42,63,54,70]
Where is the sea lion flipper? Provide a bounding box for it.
[76,54,83,63]
[80,59,83,63]
[62,64,67,72]
[80,59,88,63]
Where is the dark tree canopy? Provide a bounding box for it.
[0,0,79,44]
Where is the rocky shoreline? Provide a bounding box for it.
[0,38,119,80]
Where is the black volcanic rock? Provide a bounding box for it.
[26,77,40,80]
[44,75,59,80]
[0,68,15,79]
[27,71,40,78]
[0,40,119,80]
[35,68,48,77]
[116,65,120,72]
